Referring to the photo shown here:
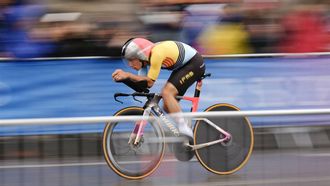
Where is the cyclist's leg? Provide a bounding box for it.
[161,83,194,161]
[164,53,206,138]
[161,83,180,113]
[161,83,193,138]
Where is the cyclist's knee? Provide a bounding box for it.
[163,104,169,113]
[162,88,171,97]
[161,83,178,98]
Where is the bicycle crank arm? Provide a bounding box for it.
[187,138,228,151]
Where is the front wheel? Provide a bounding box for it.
[193,103,254,175]
[102,107,165,179]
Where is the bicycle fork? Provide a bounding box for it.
[128,107,152,146]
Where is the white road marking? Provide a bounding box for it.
[175,176,330,186]
[298,153,330,157]
[0,162,107,169]
[0,158,196,169]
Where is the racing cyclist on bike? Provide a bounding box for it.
[112,38,206,139]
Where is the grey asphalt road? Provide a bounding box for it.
[1,148,330,186]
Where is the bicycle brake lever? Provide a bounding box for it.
[133,96,143,103]
[114,93,129,104]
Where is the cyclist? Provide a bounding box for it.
[112,38,206,139]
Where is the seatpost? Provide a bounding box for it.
[193,73,210,99]
[194,80,203,98]
[190,80,203,112]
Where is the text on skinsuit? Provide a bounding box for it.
[180,71,194,85]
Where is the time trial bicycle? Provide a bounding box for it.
[102,73,254,179]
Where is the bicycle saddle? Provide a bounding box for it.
[199,73,211,80]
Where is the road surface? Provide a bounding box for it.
[1,148,330,186]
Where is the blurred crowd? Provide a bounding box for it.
[0,0,330,58]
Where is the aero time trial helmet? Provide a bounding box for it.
[121,38,154,62]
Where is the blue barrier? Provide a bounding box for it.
[1,56,330,136]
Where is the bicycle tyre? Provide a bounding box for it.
[102,107,165,179]
[193,103,254,175]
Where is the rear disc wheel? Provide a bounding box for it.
[193,103,254,175]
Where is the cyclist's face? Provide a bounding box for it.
[128,58,142,70]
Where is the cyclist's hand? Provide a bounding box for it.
[112,69,129,82]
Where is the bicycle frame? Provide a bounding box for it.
[106,72,253,179]
[129,78,232,150]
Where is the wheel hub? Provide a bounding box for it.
[129,136,144,150]
[220,134,232,146]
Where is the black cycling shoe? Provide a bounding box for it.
[173,135,194,161]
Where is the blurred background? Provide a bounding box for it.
[1,0,329,58]
[1,0,330,186]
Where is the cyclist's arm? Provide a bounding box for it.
[147,52,164,81]
[127,73,154,87]
[113,69,154,87]
[127,51,164,87]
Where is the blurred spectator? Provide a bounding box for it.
[1,0,330,58]
[0,0,10,56]
[197,3,252,55]
[326,4,330,51]
[242,1,282,53]
[2,1,57,58]
[104,15,149,57]
[106,28,148,57]
[180,4,223,51]
[40,13,96,57]
[138,2,184,41]
[277,3,329,53]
